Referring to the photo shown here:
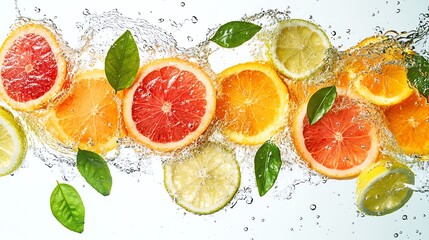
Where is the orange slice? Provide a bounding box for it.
[122,58,216,152]
[45,69,121,153]
[216,62,289,145]
[0,23,67,111]
[292,95,379,179]
[346,36,413,106]
[384,92,429,156]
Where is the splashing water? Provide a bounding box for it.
[4,2,429,210]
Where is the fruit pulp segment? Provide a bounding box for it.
[131,66,207,143]
[217,70,281,136]
[1,34,57,102]
[302,97,372,170]
[276,25,326,74]
[55,78,119,146]
[0,125,14,166]
[363,172,412,214]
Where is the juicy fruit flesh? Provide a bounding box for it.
[0,124,17,167]
[216,69,282,137]
[276,25,326,74]
[53,74,119,150]
[302,98,373,170]
[385,93,429,155]
[131,66,207,143]
[1,33,57,102]
[166,143,240,214]
[362,171,412,214]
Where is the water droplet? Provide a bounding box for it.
[83,8,90,16]
[191,16,198,24]
[243,227,248,232]
[310,204,317,210]
[34,7,40,13]
[402,215,408,220]
[180,2,185,7]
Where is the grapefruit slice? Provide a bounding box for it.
[123,58,216,152]
[0,23,67,111]
[292,95,379,179]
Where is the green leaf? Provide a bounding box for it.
[50,182,85,233]
[406,53,429,98]
[307,86,337,125]
[210,21,262,48]
[105,30,140,92]
[254,140,282,197]
[77,149,112,196]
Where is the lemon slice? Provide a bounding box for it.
[164,143,240,214]
[0,106,27,176]
[270,19,331,79]
[356,157,414,216]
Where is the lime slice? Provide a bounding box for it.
[270,19,331,79]
[164,143,240,214]
[0,106,27,176]
[356,157,414,216]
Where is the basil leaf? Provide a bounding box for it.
[77,149,112,196]
[254,140,282,197]
[50,182,85,233]
[105,30,140,92]
[307,86,337,125]
[406,54,429,98]
[210,21,262,48]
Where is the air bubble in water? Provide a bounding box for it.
[158,18,164,23]
[402,215,408,220]
[393,233,399,238]
[191,16,198,24]
[243,227,248,232]
[180,2,185,7]
[34,7,40,13]
[331,31,336,36]
[310,204,317,210]
[396,9,401,13]
[187,36,193,42]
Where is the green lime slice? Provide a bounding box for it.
[356,157,414,216]
[164,143,240,215]
[0,106,27,176]
[270,18,331,79]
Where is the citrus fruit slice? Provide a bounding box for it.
[384,92,429,156]
[292,95,379,179]
[0,106,27,176]
[270,19,331,79]
[346,36,413,106]
[123,58,216,152]
[216,62,289,145]
[356,156,414,216]
[164,143,240,214]
[45,69,121,153]
[0,23,67,111]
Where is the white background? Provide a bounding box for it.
[0,0,428,239]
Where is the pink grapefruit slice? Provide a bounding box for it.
[0,23,67,111]
[292,95,379,179]
[123,58,216,152]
